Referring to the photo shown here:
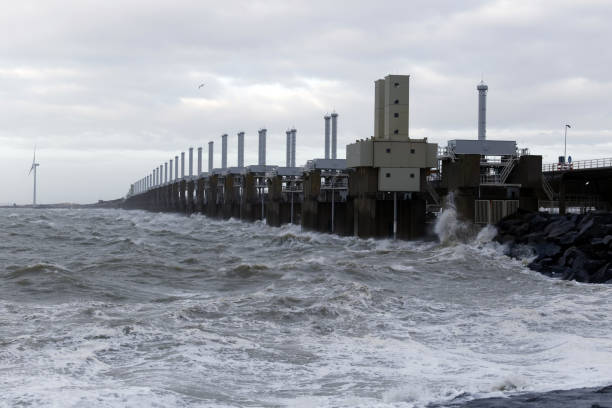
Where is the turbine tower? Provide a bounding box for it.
[28,148,40,207]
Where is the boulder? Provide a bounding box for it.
[558,246,579,267]
[533,242,562,258]
[557,231,578,246]
[590,263,612,284]
[545,219,576,239]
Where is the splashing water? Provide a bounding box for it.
[434,192,478,244]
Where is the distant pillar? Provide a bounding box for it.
[181,152,185,178]
[258,128,267,165]
[169,159,173,182]
[174,156,179,181]
[189,147,194,177]
[160,165,163,184]
[324,115,331,159]
[197,147,203,175]
[477,81,488,141]
[164,162,168,183]
[208,141,214,172]
[154,169,157,186]
[237,132,244,168]
[221,134,228,169]
[291,128,297,167]
[286,130,291,167]
[331,112,338,159]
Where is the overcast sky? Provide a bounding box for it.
[1,0,611,204]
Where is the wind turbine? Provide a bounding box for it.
[28,147,40,207]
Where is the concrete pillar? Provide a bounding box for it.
[197,147,203,175]
[165,162,168,183]
[187,180,195,214]
[258,129,266,165]
[169,159,173,181]
[324,115,331,159]
[181,152,185,178]
[286,130,291,167]
[222,134,228,169]
[331,112,338,159]
[196,177,205,213]
[175,156,179,181]
[291,128,296,167]
[159,165,163,184]
[238,132,244,168]
[179,179,187,212]
[189,147,194,177]
[477,81,488,141]
[559,173,566,215]
[208,141,214,172]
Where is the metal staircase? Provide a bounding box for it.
[499,156,517,184]
[425,181,440,205]
[541,175,555,200]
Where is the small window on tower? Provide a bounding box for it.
[410,173,415,178]
[394,113,399,118]
[386,173,391,178]
[394,99,399,104]
[394,129,399,134]
[386,148,391,153]
[394,82,400,88]
[410,148,415,154]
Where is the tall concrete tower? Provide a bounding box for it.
[197,147,203,174]
[188,147,193,177]
[285,129,291,167]
[477,80,488,141]
[258,128,266,165]
[237,132,244,168]
[374,75,410,140]
[208,142,213,172]
[221,134,228,169]
[181,152,185,178]
[324,114,331,159]
[331,112,338,159]
[290,128,296,167]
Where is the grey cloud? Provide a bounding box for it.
[1,0,611,203]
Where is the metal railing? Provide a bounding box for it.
[543,157,612,172]
[480,174,500,185]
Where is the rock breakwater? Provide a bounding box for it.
[496,211,612,283]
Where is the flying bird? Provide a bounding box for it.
[198,83,205,89]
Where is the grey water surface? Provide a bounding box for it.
[1,208,612,407]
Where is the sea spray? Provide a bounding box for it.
[434,192,478,244]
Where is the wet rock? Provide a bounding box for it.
[495,211,612,284]
[545,219,576,238]
[591,263,612,284]
[558,246,578,267]
[533,242,561,258]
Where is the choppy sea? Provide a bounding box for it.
[1,208,612,407]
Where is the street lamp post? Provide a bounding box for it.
[564,124,571,163]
